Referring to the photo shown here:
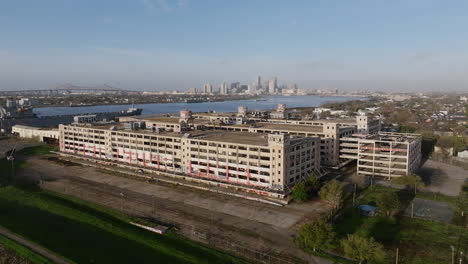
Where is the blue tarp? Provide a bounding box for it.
[358,205,377,216]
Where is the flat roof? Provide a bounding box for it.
[65,123,271,146]
[129,116,209,125]
[190,131,269,146]
[257,123,323,133]
[192,112,238,117]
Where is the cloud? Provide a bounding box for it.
[293,60,345,70]
[407,52,435,63]
[140,0,188,13]
[91,46,150,57]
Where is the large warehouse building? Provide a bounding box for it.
[59,122,320,196]
[58,105,421,199]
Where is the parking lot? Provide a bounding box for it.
[417,159,467,196]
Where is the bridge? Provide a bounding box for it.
[0,84,135,96]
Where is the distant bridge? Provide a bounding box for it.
[0,84,136,96]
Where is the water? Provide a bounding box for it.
[34,95,366,117]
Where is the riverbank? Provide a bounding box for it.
[34,95,367,117]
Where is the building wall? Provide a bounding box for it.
[12,125,59,142]
[59,124,320,192]
[356,134,422,179]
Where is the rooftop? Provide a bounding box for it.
[66,122,272,146]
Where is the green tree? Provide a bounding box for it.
[393,174,425,194]
[297,220,336,253]
[457,183,468,214]
[306,173,320,193]
[319,180,344,210]
[376,192,401,217]
[292,182,309,202]
[341,234,385,264]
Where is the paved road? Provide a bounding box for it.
[0,226,69,264]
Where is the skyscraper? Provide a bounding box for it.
[256,76,262,88]
[203,83,213,94]
[268,77,277,94]
[219,82,228,95]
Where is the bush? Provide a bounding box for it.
[297,220,336,253]
[292,182,309,202]
[341,234,385,264]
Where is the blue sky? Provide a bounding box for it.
[0,0,467,91]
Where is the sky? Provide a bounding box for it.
[0,0,467,92]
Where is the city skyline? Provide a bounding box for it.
[1,0,468,92]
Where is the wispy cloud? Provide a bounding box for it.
[140,0,188,13]
[407,52,435,63]
[91,46,149,57]
[293,60,345,70]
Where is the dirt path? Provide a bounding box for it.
[0,226,70,264]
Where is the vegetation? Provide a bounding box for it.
[291,174,320,202]
[399,126,416,133]
[297,220,336,253]
[332,186,468,264]
[16,144,57,156]
[292,182,309,202]
[376,192,400,217]
[319,179,344,210]
[392,174,425,194]
[456,182,468,214]
[0,186,244,264]
[341,234,385,264]
[0,235,53,264]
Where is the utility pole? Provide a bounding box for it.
[451,246,455,264]
[352,184,357,206]
[411,202,414,218]
[119,192,124,213]
[152,194,155,215]
[395,248,399,264]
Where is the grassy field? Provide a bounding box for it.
[0,186,245,264]
[333,186,468,264]
[0,235,54,264]
[0,145,245,264]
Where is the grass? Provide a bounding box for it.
[0,145,245,263]
[332,186,468,264]
[0,185,245,264]
[0,235,54,264]
[16,144,57,156]
[415,191,458,205]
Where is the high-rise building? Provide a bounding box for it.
[203,83,213,94]
[268,77,277,94]
[248,84,257,94]
[187,87,197,94]
[256,76,262,88]
[219,82,228,95]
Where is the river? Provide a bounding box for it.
[33,95,366,117]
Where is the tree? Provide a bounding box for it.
[457,183,468,214]
[376,192,401,217]
[292,182,309,202]
[341,234,385,264]
[297,220,336,253]
[393,174,425,194]
[306,173,320,193]
[319,180,344,210]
